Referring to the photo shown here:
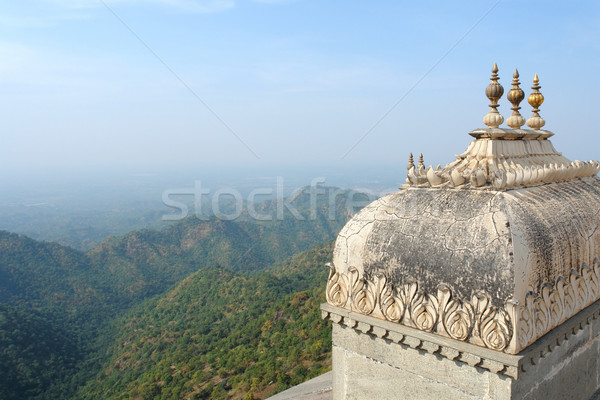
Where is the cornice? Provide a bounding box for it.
[321,296,600,379]
[325,260,600,354]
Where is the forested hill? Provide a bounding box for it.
[0,230,107,311]
[0,303,81,400]
[0,186,367,399]
[79,241,333,400]
[86,186,368,306]
[0,232,110,400]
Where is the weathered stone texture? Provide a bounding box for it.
[334,177,600,310]
[335,187,513,306]
[505,178,600,300]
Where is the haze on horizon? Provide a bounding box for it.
[1,0,599,175]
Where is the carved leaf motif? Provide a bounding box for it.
[535,284,553,334]
[591,260,600,299]
[380,283,405,323]
[522,166,532,185]
[513,263,600,352]
[438,284,474,341]
[402,281,418,307]
[560,278,576,322]
[325,263,348,307]
[570,270,588,312]
[492,169,507,189]
[352,276,376,315]
[470,168,487,187]
[443,299,474,341]
[549,283,564,326]
[472,290,490,316]
[515,166,525,186]
[450,168,466,187]
[582,264,599,302]
[407,167,418,185]
[518,292,536,348]
[348,267,360,291]
[529,166,539,184]
[480,309,510,351]
[410,292,439,332]
[503,299,519,353]
[426,166,443,186]
[473,290,511,351]
[505,168,516,187]
[326,259,600,355]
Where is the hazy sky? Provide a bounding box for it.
[1,0,599,173]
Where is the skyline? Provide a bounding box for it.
[1,0,599,174]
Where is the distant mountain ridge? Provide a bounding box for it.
[85,186,368,305]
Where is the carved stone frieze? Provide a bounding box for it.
[326,259,600,354]
[326,263,513,352]
[321,296,600,379]
[405,135,600,190]
[515,259,600,349]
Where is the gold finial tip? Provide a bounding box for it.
[506,66,525,129]
[484,63,504,128]
[527,73,545,129]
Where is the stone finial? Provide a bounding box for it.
[483,63,505,128]
[526,74,545,130]
[506,69,525,129]
[417,153,425,170]
[407,153,415,171]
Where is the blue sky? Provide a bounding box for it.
[1,0,599,173]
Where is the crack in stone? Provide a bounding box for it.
[442,236,502,253]
[340,220,375,267]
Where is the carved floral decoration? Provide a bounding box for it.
[406,146,600,190]
[326,264,512,352]
[516,260,600,349]
[326,259,600,354]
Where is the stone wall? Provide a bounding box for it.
[325,299,600,400]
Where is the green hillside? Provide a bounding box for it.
[0,231,108,311]
[0,232,117,398]
[0,187,363,399]
[79,242,333,400]
[86,187,361,306]
[0,304,80,400]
